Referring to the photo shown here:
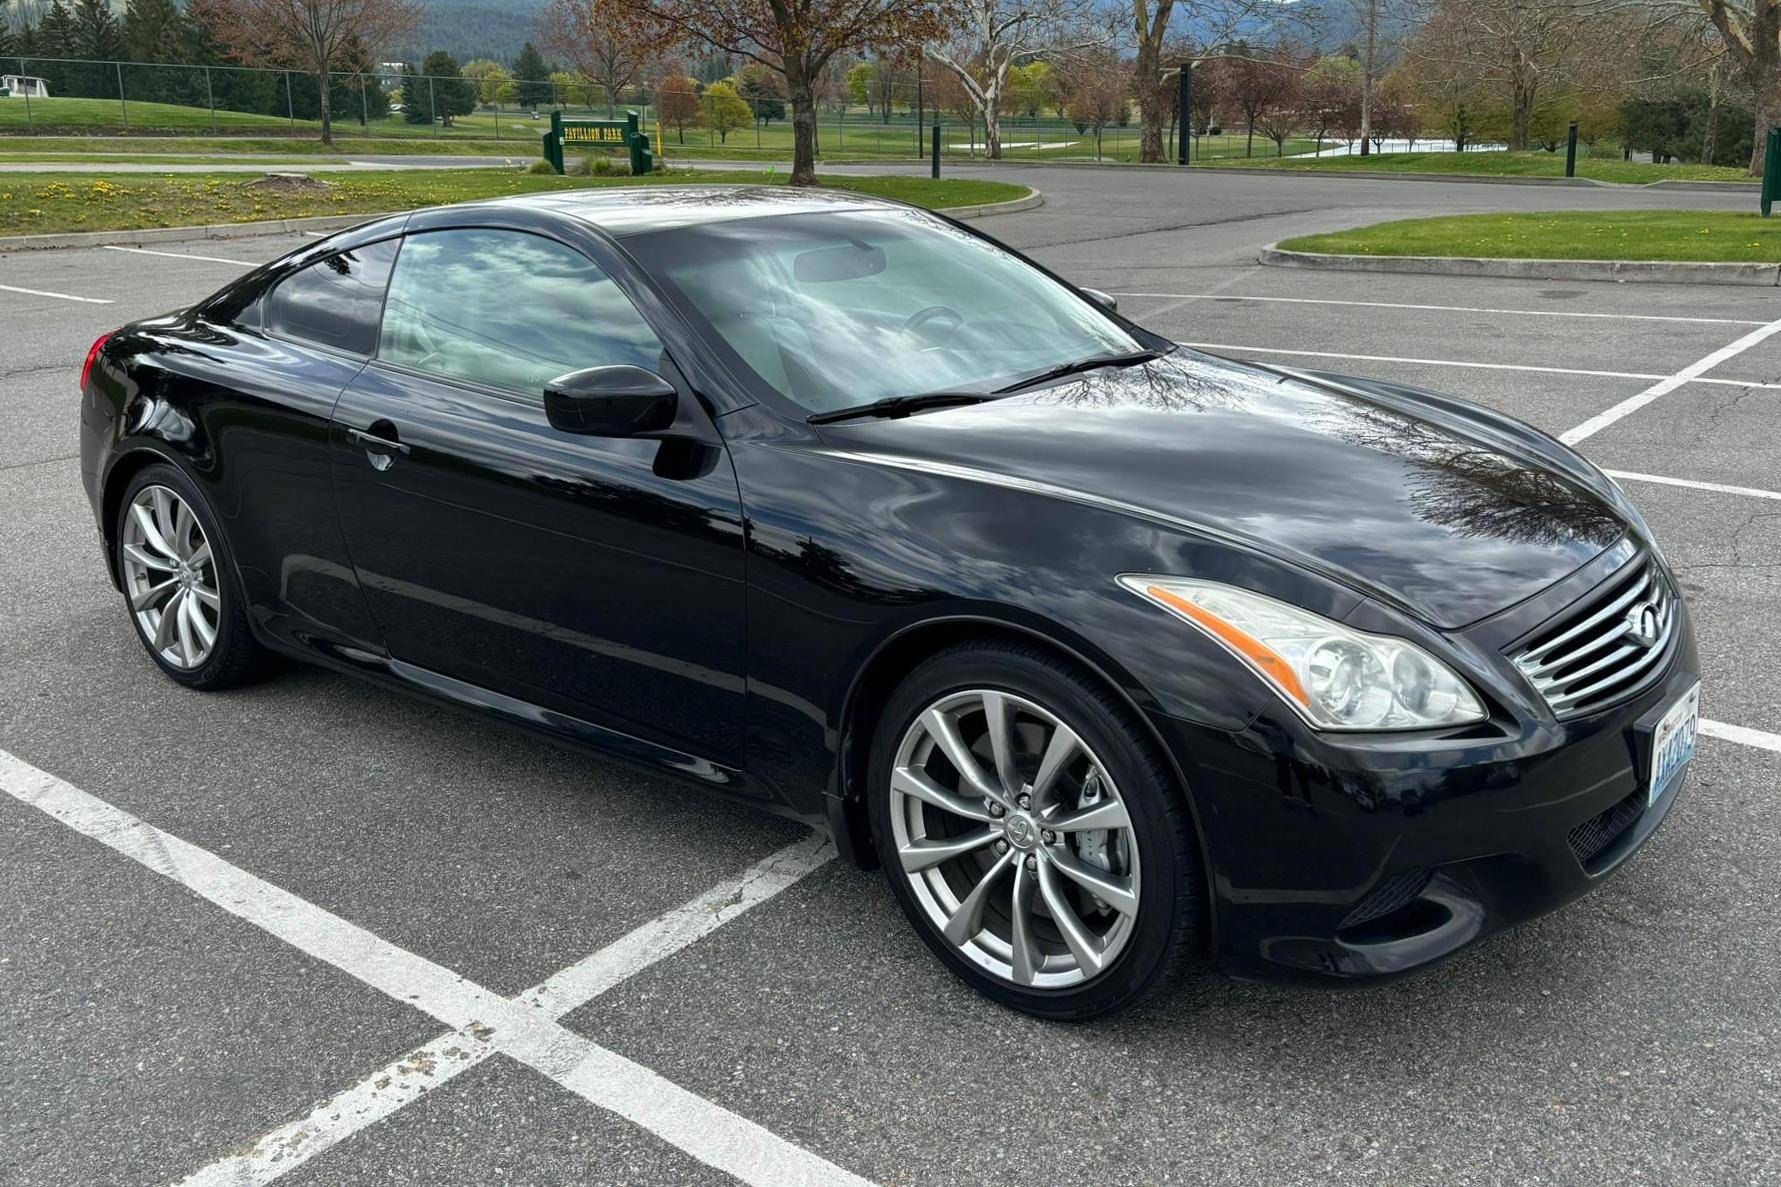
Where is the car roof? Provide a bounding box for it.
[461,184,901,237]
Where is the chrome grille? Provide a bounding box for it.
[1511,556,1676,720]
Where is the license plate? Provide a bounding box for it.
[1648,684,1699,806]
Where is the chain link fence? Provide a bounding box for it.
[2,54,1338,164]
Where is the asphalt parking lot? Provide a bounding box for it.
[3,167,1780,1186]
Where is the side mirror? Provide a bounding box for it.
[544,365,678,437]
[1082,288,1118,314]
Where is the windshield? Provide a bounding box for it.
[624,208,1142,415]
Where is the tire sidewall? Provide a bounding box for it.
[867,645,1197,1020]
[115,462,249,688]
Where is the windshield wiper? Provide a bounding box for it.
[994,348,1165,394]
[807,391,998,425]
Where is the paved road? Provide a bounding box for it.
[3,168,1779,1187]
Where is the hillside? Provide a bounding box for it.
[394,0,551,64]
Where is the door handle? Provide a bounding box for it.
[347,426,411,457]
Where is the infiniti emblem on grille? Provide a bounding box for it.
[1626,601,1662,648]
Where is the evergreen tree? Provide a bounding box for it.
[125,0,188,62]
[0,11,13,59]
[400,62,431,124]
[72,0,124,59]
[421,51,476,126]
[513,42,552,110]
[36,3,79,97]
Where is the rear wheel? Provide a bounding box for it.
[868,641,1201,1019]
[115,464,265,690]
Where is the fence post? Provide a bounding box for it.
[1763,127,1781,218]
[284,70,295,136]
[20,57,33,135]
[1178,62,1192,165]
[205,66,217,134]
[429,77,438,138]
[838,105,843,150]
[116,61,129,132]
[1565,121,1579,178]
[359,74,368,131]
[931,119,940,178]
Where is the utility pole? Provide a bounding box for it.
[1358,0,1378,156]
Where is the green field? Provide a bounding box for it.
[1279,210,1781,263]
[0,168,1028,236]
[0,95,1334,165]
[1206,149,1755,185]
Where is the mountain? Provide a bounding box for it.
[391,0,551,65]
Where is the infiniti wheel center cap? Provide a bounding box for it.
[1003,812,1038,851]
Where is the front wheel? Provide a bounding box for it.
[867,641,1202,1020]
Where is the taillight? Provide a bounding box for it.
[80,332,112,391]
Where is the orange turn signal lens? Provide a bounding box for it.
[1143,583,1310,707]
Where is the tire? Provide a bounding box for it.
[114,463,266,691]
[867,640,1201,1020]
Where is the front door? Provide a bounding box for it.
[329,227,747,766]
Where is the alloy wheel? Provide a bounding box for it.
[888,689,1141,989]
[121,485,221,670]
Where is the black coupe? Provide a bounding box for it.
[79,186,1699,1019]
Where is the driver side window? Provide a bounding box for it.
[378,228,664,399]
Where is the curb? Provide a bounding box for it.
[0,187,1042,254]
[1259,242,1781,287]
[941,188,1044,218]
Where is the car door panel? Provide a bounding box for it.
[328,227,748,766]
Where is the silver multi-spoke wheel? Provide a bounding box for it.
[889,689,1141,989]
[121,484,220,670]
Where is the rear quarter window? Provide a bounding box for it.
[265,239,400,356]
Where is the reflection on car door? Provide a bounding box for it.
[328,227,748,767]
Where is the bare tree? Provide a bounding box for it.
[921,0,1104,159]
[1691,0,1781,173]
[201,0,419,143]
[1225,45,1296,157]
[1061,49,1127,157]
[536,0,666,117]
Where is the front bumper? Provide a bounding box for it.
[1153,610,1699,983]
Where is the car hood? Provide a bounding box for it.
[818,351,1627,629]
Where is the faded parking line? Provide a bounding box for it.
[100,245,259,267]
[1606,470,1781,503]
[1177,341,1781,392]
[1561,314,1781,444]
[0,282,115,304]
[1121,292,1769,327]
[0,750,860,1187]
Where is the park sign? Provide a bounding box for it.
[542,109,656,177]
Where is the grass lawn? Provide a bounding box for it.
[1205,149,1755,185]
[1279,210,1781,263]
[0,168,1028,236]
[0,135,539,157]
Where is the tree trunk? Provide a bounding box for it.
[1703,65,1721,166]
[1358,0,1376,156]
[983,100,1001,159]
[1134,36,1166,164]
[787,70,819,186]
[1509,47,1534,152]
[318,69,333,144]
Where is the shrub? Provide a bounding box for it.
[526,159,557,175]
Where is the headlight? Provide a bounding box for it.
[1118,576,1487,731]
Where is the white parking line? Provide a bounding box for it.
[1120,292,1767,327]
[179,834,835,1186]
[101,245,258,267]
[1179,341,1781,392]
[1702,719,1781,753]
[1560,314,1781,444]
[1606,470,1781,503]
[0,750,863,1187]
[0,282,114,305]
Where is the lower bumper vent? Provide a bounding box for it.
[1567,789,1645,869]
